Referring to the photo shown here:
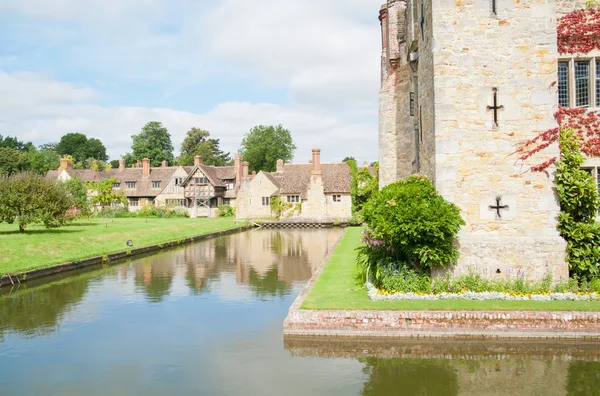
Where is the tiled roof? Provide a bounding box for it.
[268,163,351,198]
[65,169,102,182]
[104,167,178,197]
[214,166,236,180]
[46,170,59,179]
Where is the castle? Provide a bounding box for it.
[378,0,591,280]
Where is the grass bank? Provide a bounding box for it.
[301,228,600,311]
[0,218,245,274]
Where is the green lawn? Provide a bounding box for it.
[301,227,600,311]
[0,218,245,274]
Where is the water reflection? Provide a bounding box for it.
[0,272,95,340]
[285,338,600,396]
[4,227,600,395]
[0,228,343,338]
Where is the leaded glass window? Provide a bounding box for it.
[575,61,590,107]
[558,61,570,107]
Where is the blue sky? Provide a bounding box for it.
[0,0,381,164]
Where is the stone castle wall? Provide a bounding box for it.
[431,0,567,280]
[557,0,587,16]
[378,1,415,188]
[417,0,436,181]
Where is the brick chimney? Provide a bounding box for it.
[311,148,321,174]
[142,158,150,177]
[59,158,72,169]
[194,156,203,166]
[161,160,167,168]
[234,154,242,187]
[276,159,284,173]
[119,159,125,171]
[136,160,141,168]
[242,161,249,178]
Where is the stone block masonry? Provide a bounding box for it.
[377,0,568,281]
[284,309,600,339]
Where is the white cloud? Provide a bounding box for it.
[0,71,377,163]
[0,0,381,163]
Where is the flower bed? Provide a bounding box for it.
[367,283,600,302]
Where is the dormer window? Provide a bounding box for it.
[126,181,136,189]
[112,182,121,189]
[152,181,161,189]
[193,177,208,184]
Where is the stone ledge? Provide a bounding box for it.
[283,231,600,339]
[0,225,252,287]
[283,309,600,339]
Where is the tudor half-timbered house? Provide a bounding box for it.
[180,155,248,218]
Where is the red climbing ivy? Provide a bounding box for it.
[519,6,600,174]
[518,108,600,174]
[558,7,600,54]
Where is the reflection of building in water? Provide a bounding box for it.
[132,255,178,303]
[285,338,589,396]
[181,229,344,295]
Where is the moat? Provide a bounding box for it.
[1,228,599,395]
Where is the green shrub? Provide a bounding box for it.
[347,212,364,227]
[358,175,464,288]
[97,204,188,219]
[555,128,600,278]
[378,267,431,293]
[218,205,234,217]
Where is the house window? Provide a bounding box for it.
[193,177,208,184]
[249,198,252,206]
[558,61,570,108]
[223,198,231,206]
[125,181,136,189]
[262,197,270,206]
[166,199,186,207]
[575,61,590,107]
[112,182,121,189]
[287,195,300,203]
[596,60,600,107]
[129,198,139,207]
[174,177,184,186]
[152,181,161,189]
[332,195,342,203]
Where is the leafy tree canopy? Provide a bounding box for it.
[239,124,296,172]
[176,128,231,166]
[0,135,33,151]
[86,178,127,209]
[342,157,356,163]
[0,172,74,232]
[131,122,174,167]
[56,133,109,163]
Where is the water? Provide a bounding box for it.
[1,228,599,396]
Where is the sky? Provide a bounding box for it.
[0,0,381,164]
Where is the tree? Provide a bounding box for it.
[55,133,109,164]
[85,138,109,162]
[87,178,127,209]
[342,156,356,163]
[176,128,231,166]
[239,124,296,172]
[0,135,33,151]
[131,122,174,166]
[56,133,88,163]
[0,148,27,175]
[25,146,61,174]
[64,176,92,218]
[0,172,74,233]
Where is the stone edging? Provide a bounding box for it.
[0,225,253,287]
[283,234,600,340]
